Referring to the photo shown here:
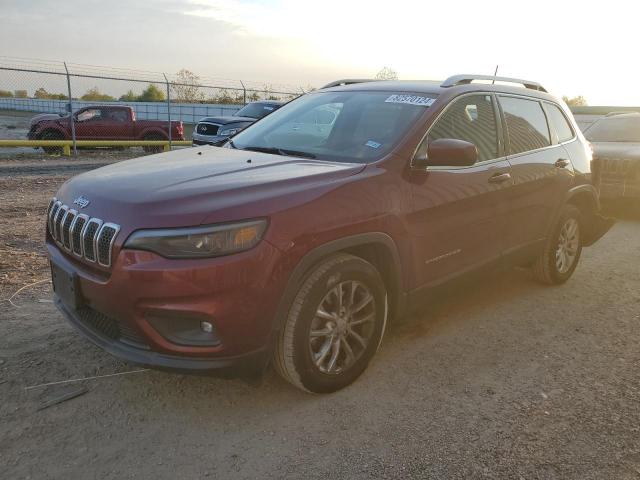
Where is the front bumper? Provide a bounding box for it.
[593,157,640,199]
[55,297,270,375]
[192,133,228,146]
[47,238,286,376]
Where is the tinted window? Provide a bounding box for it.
[423,94,498,162]
[105,108,129,122]
[500,96,550,154]
[545,103,574,142]
[584,116,640,142]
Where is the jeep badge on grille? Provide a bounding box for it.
[73,196,90,208]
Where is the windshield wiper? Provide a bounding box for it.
[242,145,316,159]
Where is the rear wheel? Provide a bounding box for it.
[532,204,583,285]
[39,130,64,155]
[143,134,165,153]
[274,253,388,393]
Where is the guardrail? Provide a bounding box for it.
[0,139,193,156]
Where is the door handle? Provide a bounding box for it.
[555,158,570,168]
[488,172,511,183]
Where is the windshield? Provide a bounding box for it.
[229,91,436,163]
[235,103,279,119]
[585,116,640,142]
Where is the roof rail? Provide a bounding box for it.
[441,74,547,93]
[320,79,378,89]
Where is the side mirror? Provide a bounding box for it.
[413,138,478,168]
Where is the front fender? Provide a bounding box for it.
[270,232,406,340]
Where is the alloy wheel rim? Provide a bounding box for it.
[555,218,580,274]
[309,280,376,375]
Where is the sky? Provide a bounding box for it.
[2,0,640,105]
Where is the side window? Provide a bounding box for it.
[499,96,551,155]
[76,109,101,122]
[422,94,499,162]
[104,108,129,122]
[544,103,574,143]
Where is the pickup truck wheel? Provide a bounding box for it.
[532,204,583,285]
[274,253,388,393]
[39,130,64,155]
[143,134,164,153]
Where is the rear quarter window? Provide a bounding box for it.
[544,103,575,143]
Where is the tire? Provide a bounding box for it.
[274,253,388,393]
[143,134,165,153]
[39,130,64,155]
[532,204,583,285]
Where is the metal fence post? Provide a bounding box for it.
[163,73,172,149]
[63,62,77,156]
[240,80,247,105]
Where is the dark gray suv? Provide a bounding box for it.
[192,100,284,146]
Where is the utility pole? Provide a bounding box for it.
[163,73,172,148]
[64,62,77,155]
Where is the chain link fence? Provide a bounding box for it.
[0,57,305,154]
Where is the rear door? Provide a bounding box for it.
[100,107,134,139]
[408,93,512,287]
[498,95,574,258]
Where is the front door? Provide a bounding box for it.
[74,108,102,140]
[408,93,511,287]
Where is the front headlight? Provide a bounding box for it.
[124,219,267,259]
[218,126,244,136]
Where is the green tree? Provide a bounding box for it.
[14,90,28,98]
[119,90,139,102]
[375,67,398,80]
[34,87,67,100]
[562,95,587,107]
[262,84,280,101]
[171,69,204,103]
[138,84,165,102]
[214,88,236,104]
[81,87,115,101]
[0,89,13,97]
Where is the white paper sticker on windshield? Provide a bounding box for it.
[385,94,435,107]
[365,140,382,149]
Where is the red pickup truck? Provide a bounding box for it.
[28,105,184,153]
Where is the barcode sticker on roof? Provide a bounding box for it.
[385,94,435,107]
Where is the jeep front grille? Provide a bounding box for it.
[47,197,120,268]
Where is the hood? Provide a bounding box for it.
[31,113,66,125]
[199,116,256,125]
[591,141,640,159]
[56,146,366,232]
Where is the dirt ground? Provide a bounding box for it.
[1,153,640,479]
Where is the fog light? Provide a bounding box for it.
[145,313,220,346]
[201,321,214,333]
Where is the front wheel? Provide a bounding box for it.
[532,204,583,285]
[39,130,64,155]
[274,254,388,393]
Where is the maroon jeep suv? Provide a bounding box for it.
[46,74,610,393]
